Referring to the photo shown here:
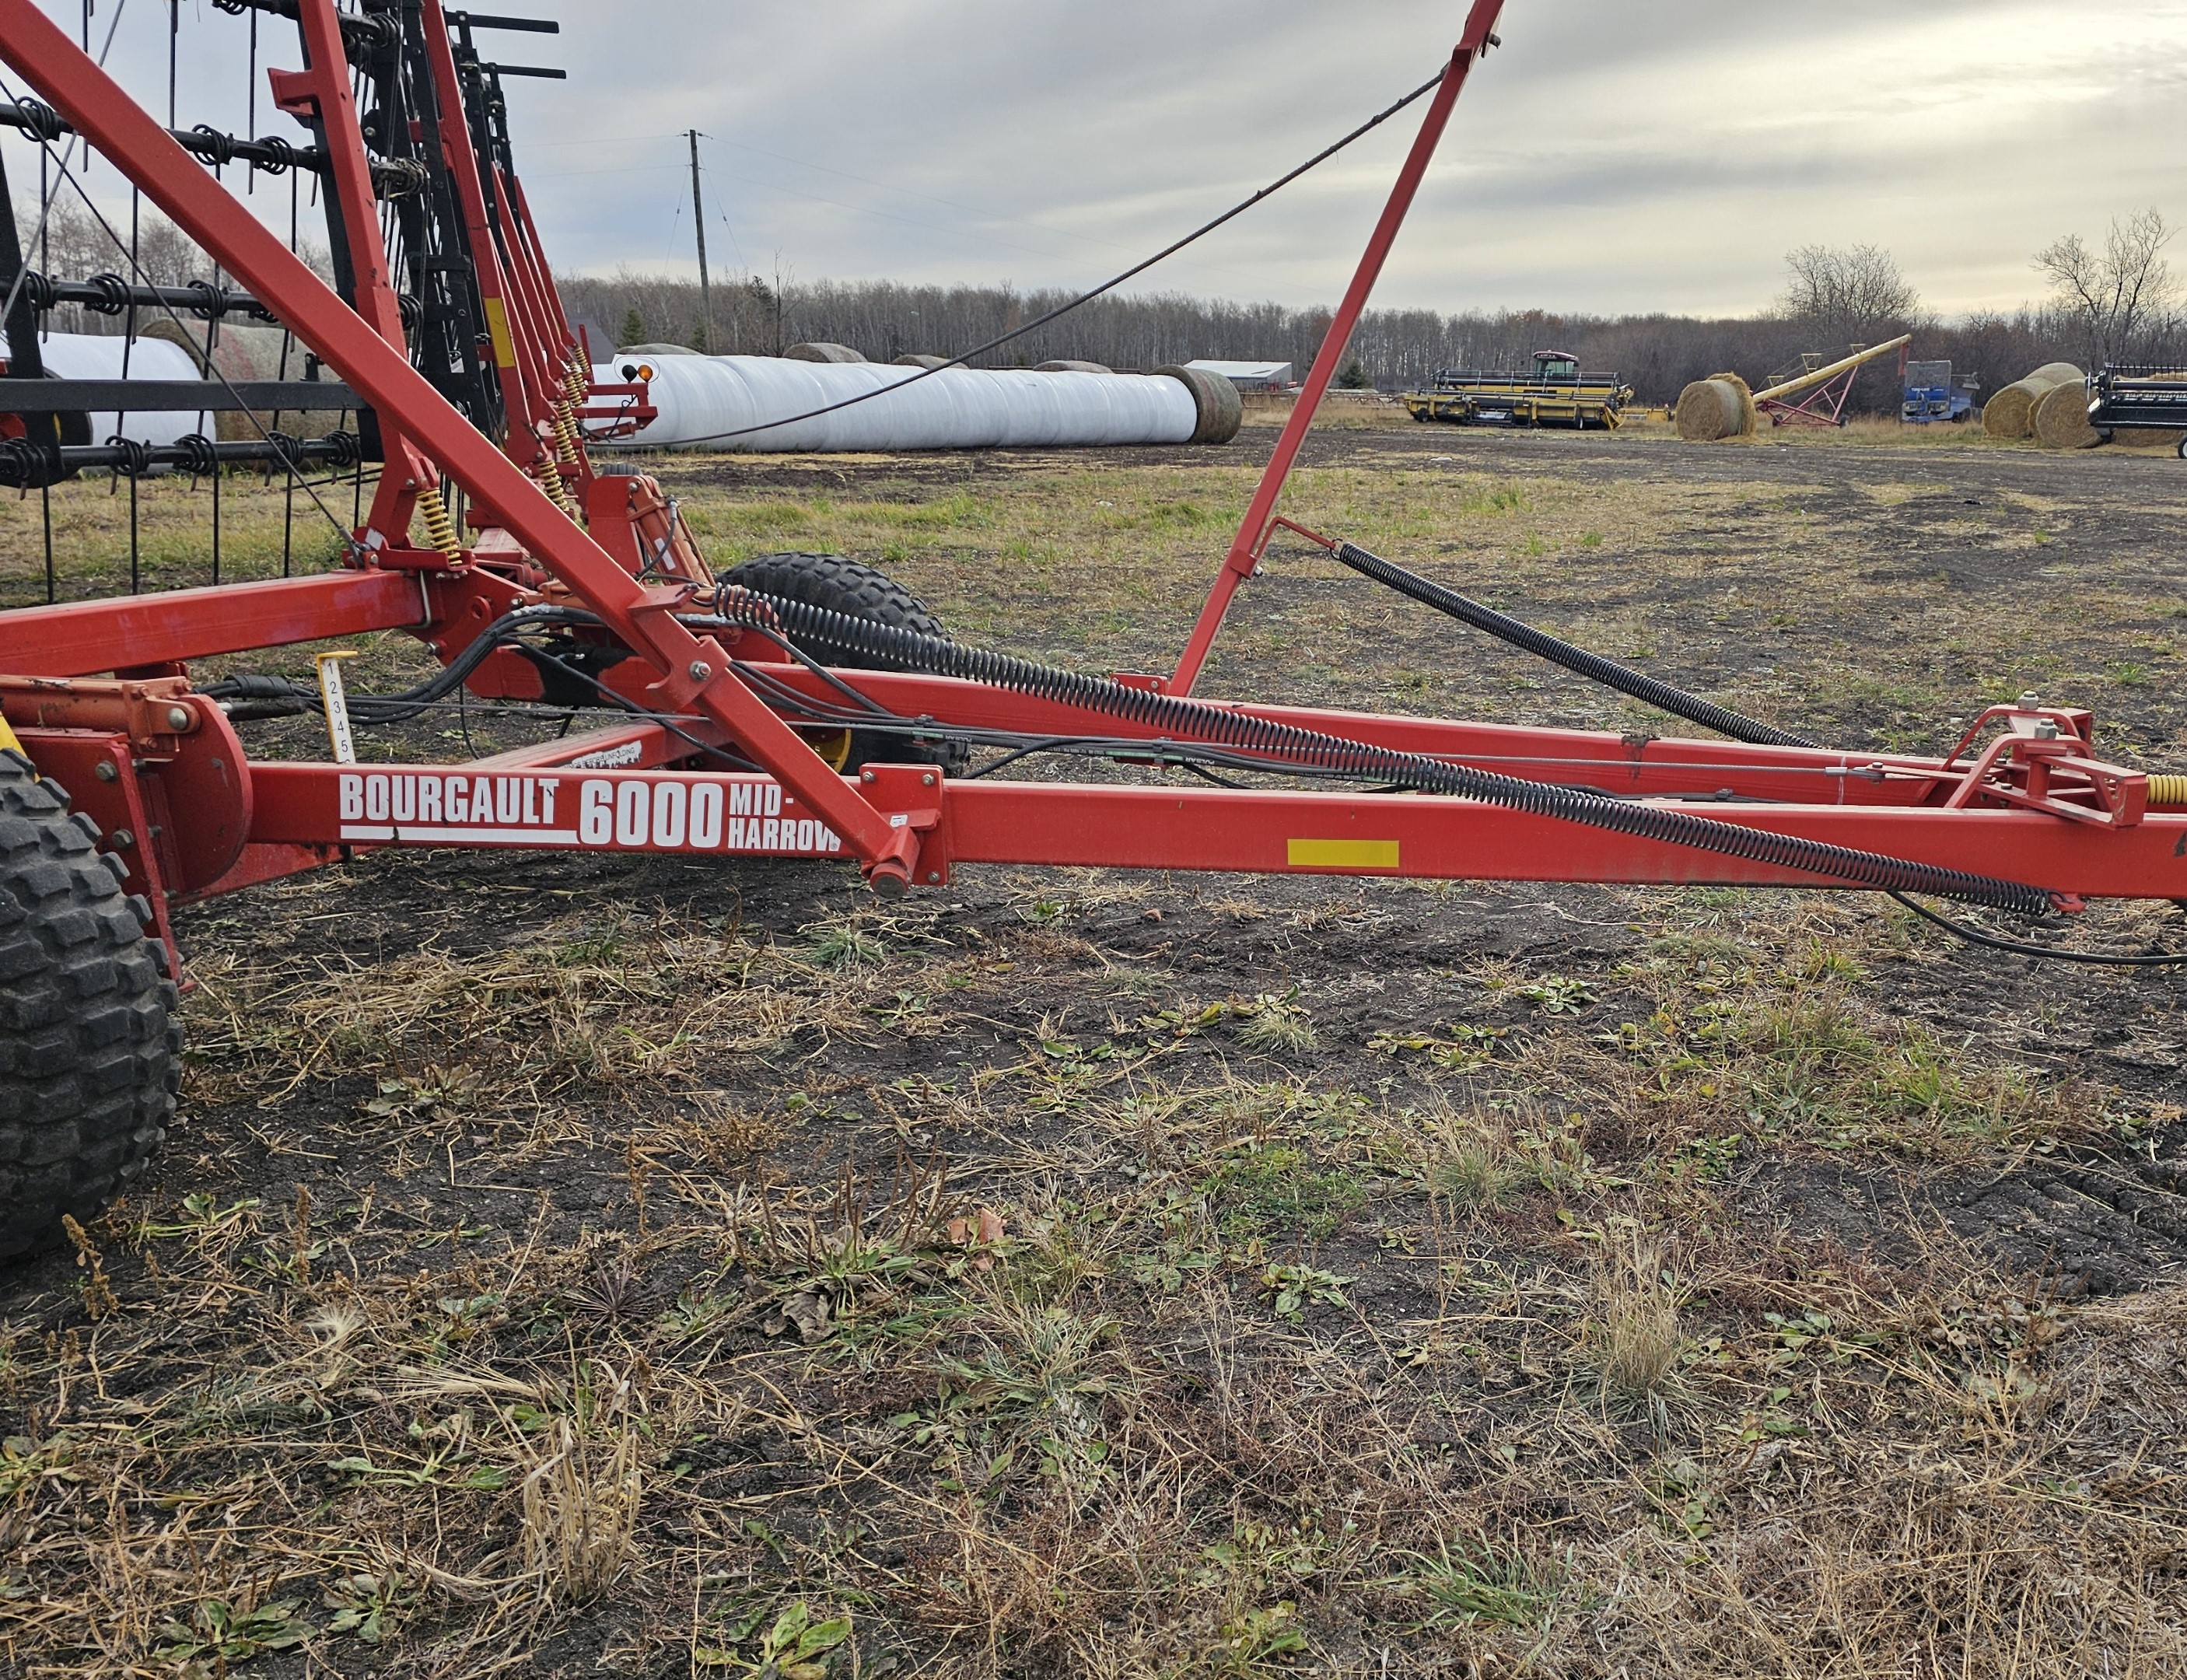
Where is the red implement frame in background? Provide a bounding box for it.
[0,0,2178,984]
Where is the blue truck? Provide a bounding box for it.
[1901,359,1977,424]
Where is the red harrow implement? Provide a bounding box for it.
[0,0,2179,1258]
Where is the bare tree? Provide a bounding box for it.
[2034,208,2178,366]
[1778,243,1921,348]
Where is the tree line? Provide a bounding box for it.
[16,194,2181,415]
[563,215,2182,414]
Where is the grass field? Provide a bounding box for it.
[4,421,2187,1677]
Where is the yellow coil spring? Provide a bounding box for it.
[2150,773,2187,809]
[416,485,463,562]
[555,359,588,467]
[538,456,576,515]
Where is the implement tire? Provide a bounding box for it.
[722,552,971,777]
[0,752,177,1261]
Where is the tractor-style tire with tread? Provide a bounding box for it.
[723,551,970,775]
[0,751,178,1262]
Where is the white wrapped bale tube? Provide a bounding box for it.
[590,354,1239,452]
[25,331,201,451]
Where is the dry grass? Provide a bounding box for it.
[4,427,2187,1675]
[1586,1229,1683,1410]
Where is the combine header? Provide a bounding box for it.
[0,0,2181,1258]
[1401,349,1633,429]
[2090,366,2187,457]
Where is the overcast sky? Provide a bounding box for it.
[16,1,2187,320]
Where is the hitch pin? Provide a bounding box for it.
[313,650,361,766]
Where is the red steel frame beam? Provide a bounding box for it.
[0,569,425,677]
[236,759,2187,901]
[1169,0,1506,695]
[0,0,915,884]
[677,664,1993,808]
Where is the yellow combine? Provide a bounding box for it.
[1402,349,1634,430]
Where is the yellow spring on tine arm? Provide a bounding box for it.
[538,456,576,516]
[415,484,463,562]
[2150,773,2187,809]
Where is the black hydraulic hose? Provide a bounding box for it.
[205,604,595,723]
[1328,538,1818,749]
[719,588,2055,918]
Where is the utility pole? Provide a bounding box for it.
[687,128,712,352]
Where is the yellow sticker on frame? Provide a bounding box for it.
[1287,838,1400,870]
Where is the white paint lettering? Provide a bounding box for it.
[691,782,723,848]
[338,773,364,821]
[579,779,613,844]
[653,782,686,848]
[614,779,648,845]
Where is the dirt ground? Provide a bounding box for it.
[5,419,2187,1678]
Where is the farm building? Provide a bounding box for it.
[1183,357,1294,390]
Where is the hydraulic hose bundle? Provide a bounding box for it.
[717,587,2055,917]
[1324,538,1818,749]
[203,604,590,722]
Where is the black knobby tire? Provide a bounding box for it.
[0,752,178,1261]
[722,551,970,775]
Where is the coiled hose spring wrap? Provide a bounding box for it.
[720,588,2055,917]
[1328,539,1818,749]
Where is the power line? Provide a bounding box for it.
[653,61,1453,446]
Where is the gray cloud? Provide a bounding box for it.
[16,0,2187,320]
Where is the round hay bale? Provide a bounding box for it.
[619,341,699,356]
[1979,388,2034,438]
[1720,372,1757,434]
[2031,377,2101,450]
[2113,427,2187,451]
[142,319,347,441]
[1981,362,2084,439]
[890,353,949,369]
[1034,359,1113,375]
[1674,376,1751,442]
[784,341,864,363]
[1152,363,1243,445]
